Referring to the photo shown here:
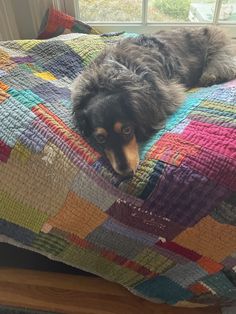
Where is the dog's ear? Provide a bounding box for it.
[102,57,185,137]
[71,73,97,111]
[73,108,92,137]
[123,74,185,140]
[72,72,97,137]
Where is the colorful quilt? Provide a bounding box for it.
[0,33,236,307]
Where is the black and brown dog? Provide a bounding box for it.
[72,27,236,177]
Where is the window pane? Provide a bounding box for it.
[219,0,236,23]
[78,0,142,22]
[148,0,217,23]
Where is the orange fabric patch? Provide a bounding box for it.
[189,283,210,295]
[46,192,107,238]
[0,81,9,91]
[0,89,9,103]
[174,216,236,262]
[147,133,200,166]
[197,256,223,274]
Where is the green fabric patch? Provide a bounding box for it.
[32,232,69,255]
[0,191,49,233]
[135,248,175,274]
[59,244,144,286]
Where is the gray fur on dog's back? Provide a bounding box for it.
[72,27,236,143]
[114,27,236,87]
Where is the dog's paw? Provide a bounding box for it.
[199,73,217,87]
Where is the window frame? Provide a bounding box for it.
[63,0,236,38]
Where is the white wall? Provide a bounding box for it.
[0,0,65,40]
[12,0,50,39]
[0,0,20,40]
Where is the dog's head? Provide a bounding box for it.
[73,89,140,177]
[72,54,184,176]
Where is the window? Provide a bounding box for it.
[65,0,236,37]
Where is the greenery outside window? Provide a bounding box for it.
[63,0,236,37]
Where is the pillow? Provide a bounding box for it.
[38,6,99,39]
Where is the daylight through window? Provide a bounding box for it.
[69,0,236,36]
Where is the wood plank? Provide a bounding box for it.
[0,268,221,314]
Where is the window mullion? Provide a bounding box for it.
[76,0,80,19]
[213,0,223,24]
[142,0,148,26]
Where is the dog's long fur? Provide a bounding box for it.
[72,27,236,176]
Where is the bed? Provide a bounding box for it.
[0,32,236,308]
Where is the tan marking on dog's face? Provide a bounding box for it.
[94,128,107,137]
[113,122,123,134]
[104,149,117,172]
[123,135,139,173]
[105,135,139,176]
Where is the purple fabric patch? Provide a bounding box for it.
[107,199,185,240]
[183,148,236,191]
[104,217,159,246]
[223,256,236,269]
[142,164,229,227]
[32,82,70,103]
[19,118,52,152]
[12,56,34,63]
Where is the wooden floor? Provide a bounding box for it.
[0,268,221,314]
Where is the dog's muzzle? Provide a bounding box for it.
[105,137,139,177]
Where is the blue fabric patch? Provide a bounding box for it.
[134,275,193,304]
[203,272,236,297]
[30,41,84,80]
[0,219,35,246]
[0,97,36,147]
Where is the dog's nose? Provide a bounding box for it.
[117,168,134,178]
[124,169,134,178]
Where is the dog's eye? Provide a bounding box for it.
[95,134,106,144]
[122,126,132,135]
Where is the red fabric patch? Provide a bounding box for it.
[157,241,202,262]
[69,234,154,277]
[0,140,12,162]
[32,104,100,165]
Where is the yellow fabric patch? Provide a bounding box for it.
[35,72,57,81]
[16,40,41,50]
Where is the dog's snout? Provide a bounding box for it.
[105,138,139,177]
[116,166,134,178]
[125,169,134,178]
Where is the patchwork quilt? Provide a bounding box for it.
[0,33,236,307]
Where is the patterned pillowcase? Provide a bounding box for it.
[38,6,99,39]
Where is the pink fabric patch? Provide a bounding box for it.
[224,79,236,88]
[181,120,236,160]
[183,148,236,190]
